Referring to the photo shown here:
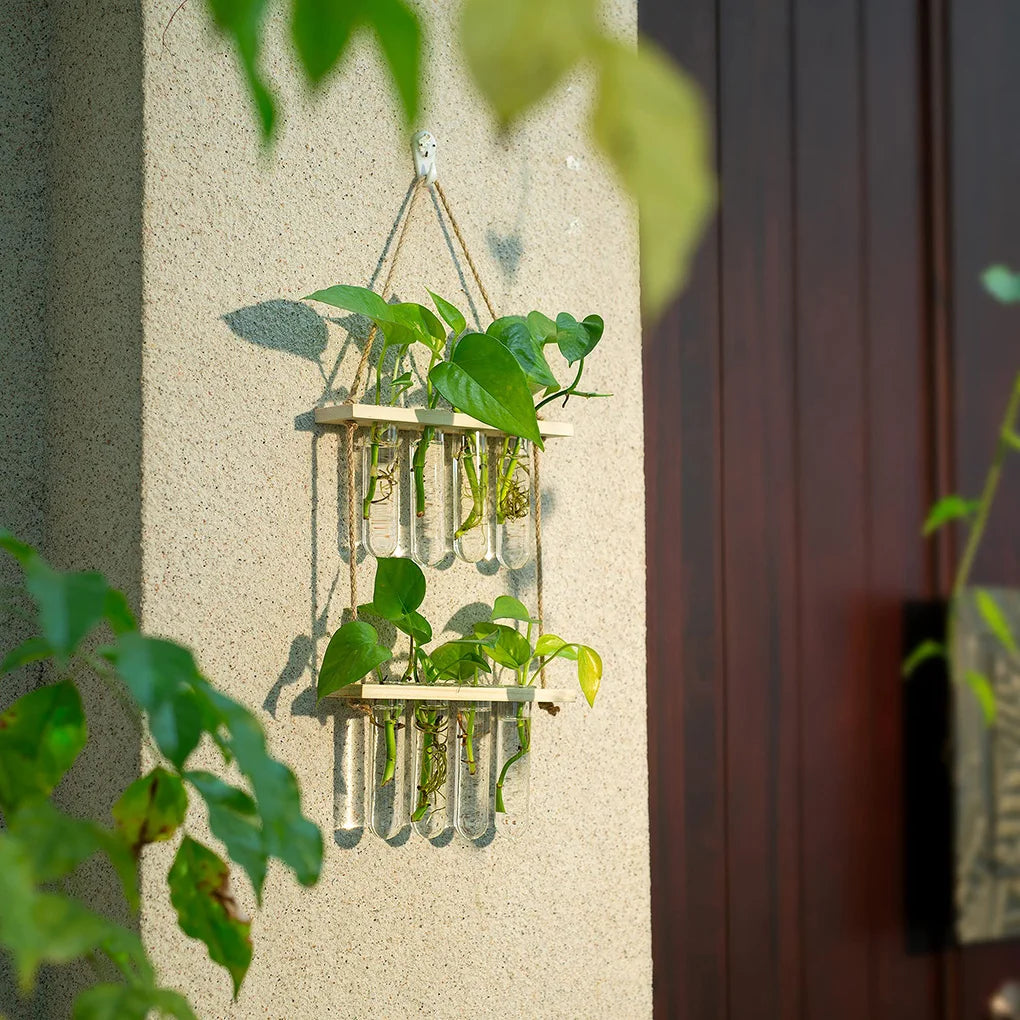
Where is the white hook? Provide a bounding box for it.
[411,130,438,186]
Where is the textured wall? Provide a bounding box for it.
[0,0,649,1015]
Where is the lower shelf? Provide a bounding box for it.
[325,683,576,704]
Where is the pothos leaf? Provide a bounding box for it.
[317,621,392,698]
[491,595,536,624]
[428,290,467,335]
[429,333,544,446]
[554,312,604,364]
[372,556,427,619]
[168,838,252,999]
[577,645,602,707]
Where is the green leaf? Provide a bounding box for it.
[554,312,604,364]
[982,265,1020,304]
[526,310,557,344]
[901,639,945,677]
[7,800,138,910]
[303,286,441,351]
[168,838,252,998]
[460,0,596,127]
[0,834,144,993]
[474,622,533,670]
[102,589,137,635]
[1,635,52,673]
[0,680,88,812]
[592,39,715,319]
[372,556,427,619]
[965,670,997,725]
[0,529,36,564]
[304,283,391,318]
[429,333,544,446]
[207,0,276,138]
[73,984,198,1020]
[534,633,578,661]
[487,317,559,391]
[491,595,536,624]
[291,0,357,85]
[393,609,432,645]
[204,695,323,888]
[922,494,980,535]
[23,560,111,663]
[577,645,602,707]
[428,290,466,336]
[186,771,266,904]
[113,767,188,854]
[366,0,421,126]
[975,589,1019,656]
[318,621,392,698]
[426,641,491,682]
[104,634,210,769]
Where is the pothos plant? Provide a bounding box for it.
[304,283,608,547]
[903,265,1020,723]
[0,531,323,1018]
[316,557,601,819]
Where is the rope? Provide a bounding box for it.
[341,168,547,699]
[344,178,424,618]
[434,181,497,322]
[533,442,546,688]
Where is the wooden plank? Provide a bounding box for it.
[862,0,946,1015]
[717,0,802,1016]
[640,0,727,1016]
[793,0,872,1014]
[314,404,574,438]
[324,683,577,704]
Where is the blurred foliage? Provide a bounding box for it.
[199,0,715,318]
[0,530,323,1016]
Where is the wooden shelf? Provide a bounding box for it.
[313,404,573,438]
[324,683,577,704]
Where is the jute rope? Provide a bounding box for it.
[343,174,548,690]
[345,178,425,618]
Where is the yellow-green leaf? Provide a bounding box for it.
[592,39,715,319]
[975,589,1019,656]
[901,639,945,678]
[965,670,997,725]
[460,0,596,127]
[577,645,602,707]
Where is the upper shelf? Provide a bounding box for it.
[313,404,574,438]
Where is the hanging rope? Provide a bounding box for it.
[344,178,425,618]
[341,168,548,686]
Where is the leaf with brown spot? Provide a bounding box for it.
[113,768,188,854]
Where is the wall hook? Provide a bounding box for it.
[412,130,438,186]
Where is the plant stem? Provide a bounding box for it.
[952,371,1020,599]
[362,426,380,519]
[460,707,477,776]
[381,711,397,786]
[456,434,487,538]
[946,370,1020,679]
[535,359,585,411]
[412,426,434,517]
[496,438,522,524]
[495,702,530,814]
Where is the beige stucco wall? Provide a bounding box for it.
[3,0,650,1015]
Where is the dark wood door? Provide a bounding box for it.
[642,1,1020,1016]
